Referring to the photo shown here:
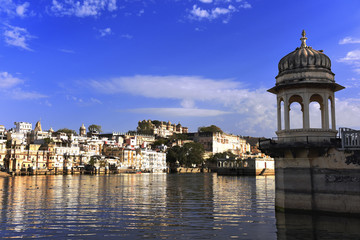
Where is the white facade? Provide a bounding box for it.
[140,149,167,172]
[14,122,32,133]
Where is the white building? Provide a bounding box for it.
[191,132,251,156]
[140,149,167,173]
[14,122,32,133]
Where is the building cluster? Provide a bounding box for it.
[137,120,188,138]
[0,121,166,174]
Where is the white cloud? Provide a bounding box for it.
[89,75,277,135]
[90,97,102,104]
[59,48,75,53]
[336,98,360,129]
[0,0,31,17]
[188,1,251,22]
[15,2,29,17]
[3,24,35,51]
[50,0,117,17]
[339,37,360,45]
[121,34,133,39]
[338,50,360,73]
[130,108,231,117]
[99,27,111,37]
[0,71,47,100]
[339,50,360,63]
[0,72,22,88]
[189,4,239,22]
[9,88,47,100]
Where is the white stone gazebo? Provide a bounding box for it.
[268,30,344,141]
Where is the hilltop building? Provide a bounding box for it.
[137,120,188,137]
[79,123,86,136]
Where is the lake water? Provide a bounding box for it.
[0,173,359,239]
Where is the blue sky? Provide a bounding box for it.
[1,0,360,137]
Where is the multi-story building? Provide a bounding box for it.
[14,122,32,133]
[140,149,166,172]
[189,132,251,157]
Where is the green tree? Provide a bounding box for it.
[137,121,154,135]
[198,125,223,133]
[166,142,204,168]
[88,124,102,133]
[166,145,184,166]
[56,128,77,136]
[207,150,237,164]
[182,142,205,167]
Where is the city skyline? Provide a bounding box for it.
[1,0,360,137]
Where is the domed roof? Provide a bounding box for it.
[80,123,86,130]
[278,30,331,75]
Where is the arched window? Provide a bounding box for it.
[310,94,323,128]
[328,97,333,129]
[309,102,322,128]
[289,95,303,129]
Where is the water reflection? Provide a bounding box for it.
[0,174,359,239]
[277,211,360,240]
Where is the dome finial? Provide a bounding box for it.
[300,29,307,48]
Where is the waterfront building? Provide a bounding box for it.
[140,149,167,172]
[189,132,251,157]
[260,30,360,214]
[0,142,6,168]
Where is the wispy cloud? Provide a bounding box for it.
[339,37,360,45]
[59,48,75,54]
[99,27,111,37]
[129,108,231,117]
[121,34,133,39]
[88,75,276,135]
[15,2,30,17]
[0,71,47,100]
[10,88,47,100]
[188,1,251,23]
[66,95,102,105]
[50,0,117,17]
[0,0,31,17]
[3,24,35,51]
[0,72,23,88]
[339,50,360,63]
[338,50,360,73]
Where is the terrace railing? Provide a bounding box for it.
[339,127,360,150]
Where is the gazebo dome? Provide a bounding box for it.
[277,30,332,76]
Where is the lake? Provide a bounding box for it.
[0,173,359,239]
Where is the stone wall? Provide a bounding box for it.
[275,147,360,214]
